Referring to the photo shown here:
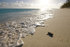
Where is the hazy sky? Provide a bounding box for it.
[0,0,66,8]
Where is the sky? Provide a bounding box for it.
[0,0,66,9]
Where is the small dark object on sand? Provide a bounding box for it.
[16,44,23,47]
[47,32,53,37]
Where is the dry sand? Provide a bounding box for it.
[23,9,70,47]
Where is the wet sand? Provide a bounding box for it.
[23,9,70,47]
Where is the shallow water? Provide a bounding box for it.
[0,9,53,34]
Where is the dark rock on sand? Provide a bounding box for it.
[47,32,53,37]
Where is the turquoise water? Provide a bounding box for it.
[0,9,53,28]
[0,9,39,13]
[0,9,39,23]
[0,9,52,23]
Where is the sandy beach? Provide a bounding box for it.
[23,9,70,47]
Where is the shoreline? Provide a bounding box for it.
[23,9,70,47]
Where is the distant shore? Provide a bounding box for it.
[61,1,70,8]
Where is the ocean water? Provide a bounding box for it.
[0,9,53,47]
[0,9,53,34]
[0,9,53,23]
